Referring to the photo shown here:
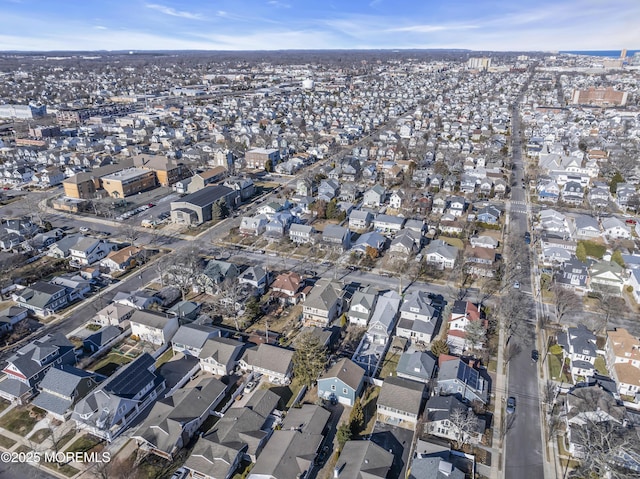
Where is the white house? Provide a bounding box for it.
[129,310,179,346]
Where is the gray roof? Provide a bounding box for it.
[437,359,488,401]
[250,405,330,479]
[17,281,67,309]
[32,391,73,416]
[242,343,294,376]
[198,336,243,366]
[335,440,394,479]
[320,357,365,391]
[130,309,173,329]
[305,279,341,312]
[350,209,372,221]
[290,223,314,234]
[377,376,425,415]
[400,291,435,318]
[566,324,597,357]
[425,240,458,260]
[573,214,600,231]
[6,332,74,380]
[172,324,220,350]
[323,224,349,240]
[245,389,281,417]
[37,364,97,397]
[368,291,401,334]
[84,325,121,349]
[134,376,227,454]
[409,457,464,479]
[396,351,437,381]
[374,214,405,226]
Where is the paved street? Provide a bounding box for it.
[503,104,545,479]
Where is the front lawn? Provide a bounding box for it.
[30,428,52,444]
[64,434,102,454]
[548,354,563,381]
[0,406,45,435]
[0,434,16,449]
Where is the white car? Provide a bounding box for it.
[513,281,520,289]
[79,226,89,233]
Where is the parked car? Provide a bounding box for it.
[531,349,539,363]
[513,281,520,289]
[506,396,516,414]
[524,232,531,244]
[244,381,257,394]
[79,226,90,233]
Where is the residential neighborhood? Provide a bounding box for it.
[0,46,638,479]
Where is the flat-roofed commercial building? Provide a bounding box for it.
[101,168,157,198]
[170,185,239,225]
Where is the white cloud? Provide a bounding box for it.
[267,1,290,8]
[145,3,204,20]
[94,25,108,30]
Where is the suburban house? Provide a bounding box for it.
[557,325,597,381]
[32,365,101,421]
[424,240,458,270]
[389,229,421,256]
[476,205,502,224]
[83,325,122,354]
[555,257,589,294]
[363,185,386,207]
[349,209,373,232]
[463,246,497,277]
[113,289,161,310]
[376,376,425,430]
[13,281,68,316]
[184,391,280,479]
[437,357,489,404]
[469,235,499,249]
[198,336,244,376]
[247,405,330,479]
[95,303,135,327]
[198,260,240,295]
[409,456,465,479]
[239,343,294,385]
[351,231,387,256]
[396,351,437,384]
[129,309,180,346]
[605,328,640,399]
[373,214,406,236]
[72,353,166,442]
[396,291,438,344]
[334,441,394,479]
[602,217,631,240]
[239,215,268,236]
[238,266,271,295]
[571,214,601,239]
[425,394,485,445]
[589,260,626,296]
[447,301,486,354]
[348,286,378,326]
[270,272,305,305]
[100,245,144,273]
[171,324,221,357]
[317,357,365,406]
[0,333,76,404]
[133,376,228,459]
[69,237,117,266]
[322,224,351,251]
[289,223,317,244]
[302,279,343,327]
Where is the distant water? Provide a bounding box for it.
[560,50,639,58]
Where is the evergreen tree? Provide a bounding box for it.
[575,242,587,263]
[350,397,365,435]
[611,250,625,268]
[336,422,352,450]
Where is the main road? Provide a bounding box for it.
[503,103,545,479]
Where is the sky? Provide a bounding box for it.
[0,0,638,52]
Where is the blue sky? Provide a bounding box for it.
[0,0,638,51]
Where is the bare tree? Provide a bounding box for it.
[464,319,486,353]
[449,407,479,449]
[571,417,640,479]
[166,244,205,300]
[594,294,626,334]
[551,284,582,324]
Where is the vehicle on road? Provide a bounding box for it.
[531,349,539,363]
[79,226,90,233]
[506,396,516,414]
[516,262,521,270]
[513,281,520,289]
[524,232,531,244]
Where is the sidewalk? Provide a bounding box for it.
[490,325,506,479]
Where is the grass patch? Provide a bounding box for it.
[488,359,498,373]
[0,406,44,435]
[594,356,608,375]
[55,430,77,449]
[578,240,606,259]
[0,399,9,414]
[44,462,79,477]
[439,236,464,249]
[0,434,16,449]
[30,427,52,444]
[155,348,174,368]
[379,349,400,379]
[64,434,102,454]
[548,354,563,381]
[89,352,133,376]
[86,323,102,331]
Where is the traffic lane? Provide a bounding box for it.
[0,461,57,479]
[505,323,544,479]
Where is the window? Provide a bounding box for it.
[343,388,348,395]
[331,385,336,391]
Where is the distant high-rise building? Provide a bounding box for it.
[467,57,491,71]
[621,49,627,59]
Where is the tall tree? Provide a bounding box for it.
[292,332,328,388]
[464,320,487,352]
[551,284,582,324]
[449,407,479,449]
[430,339,450,357]
[575,242,587,262]
[611,250,625,268]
